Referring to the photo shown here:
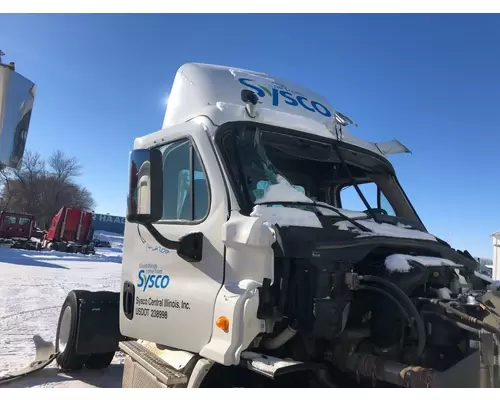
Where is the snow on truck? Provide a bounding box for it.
[4,63,500,387]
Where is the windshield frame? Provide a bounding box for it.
[213,121,425,229]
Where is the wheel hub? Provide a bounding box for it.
[58,305,72,352]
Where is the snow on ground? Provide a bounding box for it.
[0,231,124,388]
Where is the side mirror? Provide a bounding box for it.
[127,148,163,224]
[0,63,37,170]
[126,147,204,262]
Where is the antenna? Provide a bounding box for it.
[0,50,5,64]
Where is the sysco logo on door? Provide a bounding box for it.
[137,264,171,292]
[238,78,332,117]
[137,270,170,292]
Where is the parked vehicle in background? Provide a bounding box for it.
[0,211,39,250]
[41,206,96,254]
[0,211,34,239]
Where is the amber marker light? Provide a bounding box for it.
[216,316,230,332]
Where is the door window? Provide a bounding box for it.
[160,139,210,222]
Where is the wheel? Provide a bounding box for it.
[55,290,90,370]
[85,351,115,369]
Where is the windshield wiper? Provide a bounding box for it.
[256,200,372,233]
[330,143,380,223]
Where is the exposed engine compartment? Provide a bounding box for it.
[254,223,499,388]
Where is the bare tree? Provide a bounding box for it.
[0,149,96,228]
[48,149,81,182]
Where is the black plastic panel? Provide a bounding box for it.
[75,290,122,354]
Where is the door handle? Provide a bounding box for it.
[122,281,135,320]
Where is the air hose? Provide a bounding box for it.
[420,310,480,336]
[419,298,500,336]
[359,275,426,359]
[358,284,411,324]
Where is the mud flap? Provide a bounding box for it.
[0,335,58,385]
[75,291,123,355]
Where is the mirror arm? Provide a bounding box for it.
[144,222,180,250]
[143,223,204,262]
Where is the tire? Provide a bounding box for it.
[55,290,90,370]
[85,351,115,369]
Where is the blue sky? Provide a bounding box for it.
[0,14,499,257]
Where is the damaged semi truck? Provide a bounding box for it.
[34,64,500,387]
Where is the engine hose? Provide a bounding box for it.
[359,275,426,359]
[420,310,480,336]
[420,298,500,336]
[358,285,411,324]
[262,324,298,350]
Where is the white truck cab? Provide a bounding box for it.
[53,63,500,388]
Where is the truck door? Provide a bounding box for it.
[120,124,228,354]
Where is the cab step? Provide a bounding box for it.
[119,341,188,387]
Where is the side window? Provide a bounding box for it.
[339,182,395,216]
[379,192,396,216]
[4,216,17,224]
[160,139,209,222]
[19,218,31,225]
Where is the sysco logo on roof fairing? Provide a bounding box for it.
[238,78,332,118]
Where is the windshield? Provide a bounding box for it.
[215,124,426,230]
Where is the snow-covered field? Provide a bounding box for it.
[0,231,125,388]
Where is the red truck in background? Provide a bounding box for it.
[0,211,35,239]
[0,211,41,250]
[41,206,96,254]
[0,207,96,253]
